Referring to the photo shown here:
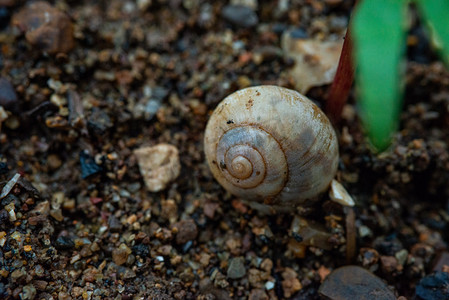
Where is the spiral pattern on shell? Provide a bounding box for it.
[204,85,339,207]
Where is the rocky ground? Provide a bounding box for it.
[0,0,448,299]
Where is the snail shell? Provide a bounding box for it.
[204,85,339,208]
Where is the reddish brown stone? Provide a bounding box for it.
[380,256,399,274]
[173,219,198,244]
[12,1,75,54]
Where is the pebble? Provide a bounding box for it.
[230,0,258,10]
[227,257,246,279]
[0,0,14,5]
[249,289,268,300]
[4,202,16,222]
[33,280,47,291]
[359,248,379,270]
[112,244,132,266]
[0,173,20,200]
[281,33,343,93]
[281,267,302,298]
[174,219,198,245]
[358,225,373,238]
[0,6,9,30]
[290,216,333,250]
[11,1,75,54]
[432,251,449,273]
[34,265,45,277]
[415,271,449,300]
[289,28,308,39]
[329,180,355,206]
[182,240,193,253]
[0,212,8,228]
[79,150,103,179]
[20,284,36,300]
[395,249,409,266]
[132,244,150,258]
[30,200,50,216]
[203,201,220,219]
[134,144,181,192]
[380,256,399,273]
[318,265,396,300]
[0,77,18,112]
[87,109,113,135]
[4,115,19,129]
[50,208,64,222]
[137,0,152,11]
[10,269,25,281]
[55,236,75,250]
[108,215,122,232]
[221,5,258,28]
[0,106,7,124]
[265,281,275,290]
[47,154,62,170]
[160,199,178,224]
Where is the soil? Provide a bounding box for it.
[0,1,448,299]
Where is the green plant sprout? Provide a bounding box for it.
[328,0,449,151]
[352,0,406,151]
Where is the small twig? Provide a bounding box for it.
[344,206,356,264]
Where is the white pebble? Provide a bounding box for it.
[134,144,181,192]
[265,281,275,290]
[329,179,355,207]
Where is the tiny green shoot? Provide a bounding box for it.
[350,0,449,151]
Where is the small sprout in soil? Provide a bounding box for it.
[351,0,449,151]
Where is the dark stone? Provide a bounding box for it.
[227,257,246,279]
[18,177,41,198]
[132,244,150,258]
[182,240,193,253]
[54,236,75,250]
[221,5,258,28]
[87,108,112,136]
[0,209,9,226]
[108,215,122,232]
[433,252,449,272]
[272,23,288,34]
[407,26,434,64]
[1,193,18,206]
[415,272,449,300]
[0,162,7,175]
[79,150,102,179]
[0,282,8,298]
[289,28,308,39]
[374,235,403,256]
[318,265,396,300]
[291,285,320,300]
[0,77,18,111]
[152,86,169,101]
[0,7,10,30]
[292,232,303,242]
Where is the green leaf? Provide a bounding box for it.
[352,0,408,151]
[415,0,449,66]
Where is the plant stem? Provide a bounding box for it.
[326,26,355,124]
